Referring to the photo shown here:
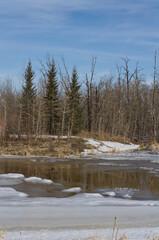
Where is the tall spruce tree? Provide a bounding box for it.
[45,58,59,134]
[21,60,36,133]
[68,67,83,135]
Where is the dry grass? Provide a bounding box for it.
[150,141,159,151]
[77,131,131,145]
[76,217,127,240]
[0,218,127,240]
[0,231,5,240]
[0,137,90,158]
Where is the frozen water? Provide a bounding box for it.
[0,187,28,198]
[3,227,159,240]
[102,191,116,197]
[62,187,81,193]
[24,177,53,184]
[0,173,25,179]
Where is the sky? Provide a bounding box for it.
[1,0,159,87]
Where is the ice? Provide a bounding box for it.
[0,178,23,186]
[3,227,159,240]
[0,173,25,179]
[0,187,28,198]
[102,191,116,197]
[0,192,158,207]
[123,194,132,198]
[24,177,53,184]
[62,187,81,193]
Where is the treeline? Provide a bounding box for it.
[0,55,159,143]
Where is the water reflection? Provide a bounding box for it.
[0,158,159,200]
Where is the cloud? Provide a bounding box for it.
[1,0,158,34]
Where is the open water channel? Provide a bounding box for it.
[0,151,159,200]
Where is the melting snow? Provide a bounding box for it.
[83,138,140,155]
[0,173,25,179]
[102,191,116,197]
[2,227,159,240]
[24,177,53,184]
[62,187,81,193]
[0,187,28,198]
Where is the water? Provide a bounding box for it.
[0,151,159,200]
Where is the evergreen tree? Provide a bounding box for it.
[68,67,83,135]
[45,58,59,134]
[21,60,36,133]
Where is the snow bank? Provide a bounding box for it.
[0,173,54,185]
[0,187,28,198]
[102,191,116,197]
[24,177,53,184]
[83,138,140,155]
[0,191,158,207]
[0,173,25,179]
[62,187,81,193]
[3,227,159,240]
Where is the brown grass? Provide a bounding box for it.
[0,137,90,158]
[150,141,159,151]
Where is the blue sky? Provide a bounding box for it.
[1,0,159,87]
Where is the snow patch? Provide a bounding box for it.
[102,191,116,197]
[123,194,132,198]
[0,173,25,179]
[24,177,53,184]
[62,187,81,193]
[83,138,140,155]
[0,187,28,198]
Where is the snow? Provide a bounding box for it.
[0,192,158,207]
[123,194,132,198]
[0,190,159,239]
[83,138,140,155]
[24,177,53,184]
[0,173,54,184]
[8,134,140,156]
[1,143,159,239]
[2,227,159,240]
[0,187,28,198]
[102,191,116,197]
[62,187,81,193]
[0,173,25,179]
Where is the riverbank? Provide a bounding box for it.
[0,135,140,157]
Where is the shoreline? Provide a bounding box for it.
[0,136,140,158]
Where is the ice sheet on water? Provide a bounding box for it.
[0,173,55,185]
[24,177,53,184]
[0,187,28,198]
[3,227,159,240]
[0,178,23,186]
[0,173,25,179]
[0,192,158,207]
[62,187,81,193]
[102,191,116,197]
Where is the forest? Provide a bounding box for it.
[0,54,159,143]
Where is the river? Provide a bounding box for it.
[0,151,159,239]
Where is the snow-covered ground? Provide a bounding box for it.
[83,138,140,155]
[0,184,159,239]
[1,227,159,240]
[9,134,140,156]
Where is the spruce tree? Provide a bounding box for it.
[45,58,59,134]
[68,67,83,135]
[21,59,36,133]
